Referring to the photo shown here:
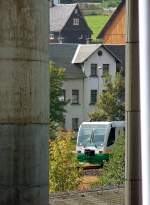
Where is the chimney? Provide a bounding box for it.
[49,0,55,7]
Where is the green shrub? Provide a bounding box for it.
[89,73,125,121]
[100,134,125,187]
[49,131,82,192]
[49,61,68,140]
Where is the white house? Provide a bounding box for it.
[49,43,125,131]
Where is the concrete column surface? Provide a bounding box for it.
[125,0,142,205]
[139,0,150,204]
[0,1,49,205]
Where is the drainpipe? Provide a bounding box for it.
[125,0,142,204]
[139,0,150,204]
[0,1,49,205]
[82,76,85,122]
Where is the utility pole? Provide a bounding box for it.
[125,0,142,204]
[0,1,49,205]
[139,0,150,204]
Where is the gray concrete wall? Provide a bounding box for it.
[125,0,142,204]
[0,1,49,205]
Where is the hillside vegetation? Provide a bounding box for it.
[85,15,110,40]
[101,0,121,8]
[61,0,121,8]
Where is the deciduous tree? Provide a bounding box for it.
[89,73,125,121]
[49,61,67,139]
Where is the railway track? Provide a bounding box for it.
[82,164,101,170]
[78,163,102,176]
[84,168,102,176]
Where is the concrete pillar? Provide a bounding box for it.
[0,1,49,205]
[125,0,142,204]
[139,0,150,204]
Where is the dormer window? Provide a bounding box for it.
[98,50,103,56]
[73,18,79,26]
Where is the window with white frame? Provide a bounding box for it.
[90,90,97,104]
[90,64,97,77]
[59,89,66,102]
[62,116,66,130]
[50,33,54,39]
[72,90,79,104]
[58,36,64,43]
[73,18,79,25]
[102,64,109,76]
[79,34,83,39]
[72,118,79,131]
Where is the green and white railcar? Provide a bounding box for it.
[76,121,125,165]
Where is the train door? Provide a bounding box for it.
[105,127,116,152]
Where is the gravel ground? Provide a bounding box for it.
[49,167,125,205]
[49,187,125,205]
[83,168,101,176]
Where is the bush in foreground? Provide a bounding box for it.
[49,131,82,192]
[100,134,125,187]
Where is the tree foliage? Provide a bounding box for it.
[101,0,121,8]
[89,73,125,121]
[100,134,125,187]
[60,0,121,7]
[49,131,82,192]
[49,61,67,139]
[61,0,102,3]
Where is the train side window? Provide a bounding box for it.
[107,127,115,146]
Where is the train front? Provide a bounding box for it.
[76,123,110,165]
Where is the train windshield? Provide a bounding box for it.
[78,124,108,147]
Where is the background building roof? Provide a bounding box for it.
[72,44,124,69]
[49,4,77,32]
[49,43,85,79]
[72,44,100,64]
[104,45,125,69]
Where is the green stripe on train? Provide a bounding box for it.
[77,153,110,165]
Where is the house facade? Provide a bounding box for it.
[72,44,124,121]
[62,79,85,130]
[97,0,126,45]
[49,43,124,131]
[49,3,92,44]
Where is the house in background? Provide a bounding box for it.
[49,43,124,131]
[97,0,125,45]
[49,43,85,131]
[72,44,124,121]
[49,3,92,43]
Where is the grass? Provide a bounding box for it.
[79,176,99,191]
[85,15,110,40]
